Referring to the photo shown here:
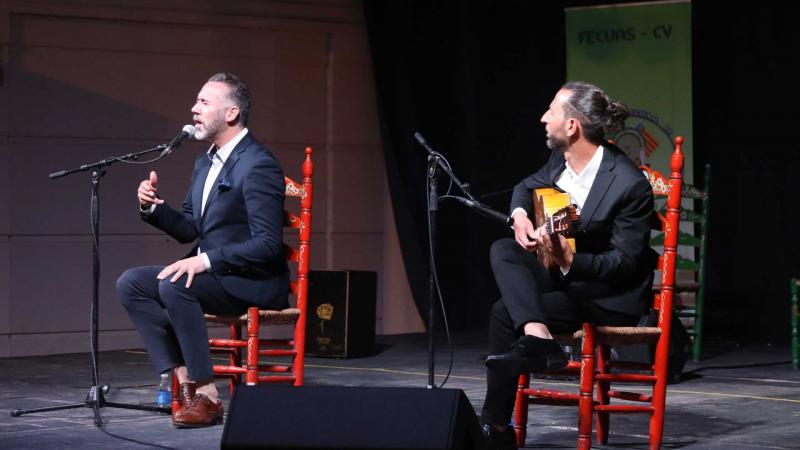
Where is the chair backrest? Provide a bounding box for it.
[283,147,314,300]
[641,161,709,271]
[283,147,313,383]
[641,139,685,308]
[650,138,684,361]
[642,146,710,361]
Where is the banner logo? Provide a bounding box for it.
[611,109,674,166]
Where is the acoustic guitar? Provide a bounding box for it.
[532,188,580,268]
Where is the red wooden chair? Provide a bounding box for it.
[513,137,684,450]
[641,160,710,364]
[171,147,313,412]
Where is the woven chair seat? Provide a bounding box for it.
[565,326,662,347]
[205,308,302,326]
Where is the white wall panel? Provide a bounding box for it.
[7,42,279,141]
[8,235,189,334]
[331,47,382,147]
[271,61,328,145]
[8,138,202,236]
[328,148,383,233]
[8,330,144,357]
[381,185,424,334]
[0,0,421,356]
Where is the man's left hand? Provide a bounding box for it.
[157,256,207,288]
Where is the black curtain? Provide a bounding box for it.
[692,4,800,343]
[364,1,800,343]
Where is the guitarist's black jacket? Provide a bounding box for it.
[510,142,658,317]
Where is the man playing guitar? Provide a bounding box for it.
[480,81,657,450]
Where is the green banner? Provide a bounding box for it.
[565,1,692,183]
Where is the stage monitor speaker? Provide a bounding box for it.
[306,270,376,358]
[221,385,486,450]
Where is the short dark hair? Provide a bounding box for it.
[561,81,628,145]
[208,72,252,126]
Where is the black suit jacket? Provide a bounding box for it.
[510,143,657,316]
[143,132,289,309]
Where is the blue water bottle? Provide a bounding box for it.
[156,373,172,408]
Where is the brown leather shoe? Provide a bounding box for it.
[171,382,196,420]
[172,393,224,428]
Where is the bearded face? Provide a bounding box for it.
[191,81,235,143]
[541,89,575,152]
[545,124,570,151]
[193,106,227,141]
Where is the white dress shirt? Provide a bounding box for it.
[554,145,603,214]
[512,145,604,275]
[143,128,249,270]
[200,128,248,215]
[196,128,249,269]
[512,145,604,220]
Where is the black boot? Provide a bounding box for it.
[485,335,568,375]
[480,421,518,450]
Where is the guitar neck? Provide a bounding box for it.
[543,205,579,237]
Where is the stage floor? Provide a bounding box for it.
[1,332,798,449]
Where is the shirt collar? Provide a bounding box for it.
[563,145,603,188]
[207,128,249,163]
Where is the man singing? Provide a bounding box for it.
[117,73,288,428]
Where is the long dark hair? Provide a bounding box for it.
[562,81,628,145]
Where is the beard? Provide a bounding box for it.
[194,109,226,141]
[546,132,569,151]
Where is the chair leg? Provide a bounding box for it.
[229,324,241,395]
[291,310,305,386]
[649,383,666,450]
[791,278,798,370]
[246,308,259,385]
[650,320,671,449]
[595,344,611,444]
[171,368,180,418]
[649,351,669,450]
[577,324,596,450]
[514,374,530,448]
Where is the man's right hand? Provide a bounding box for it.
[512,210,538,252]
[138,170,164,208]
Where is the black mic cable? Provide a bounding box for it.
[442,195,514,227]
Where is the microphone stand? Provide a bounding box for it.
[415,133,515,388]
[426,154,439,389]
[11,144,171,426]
[416,134,481,389]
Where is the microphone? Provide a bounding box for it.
[161,124,196,156]
[414,132,435,154]
[449,196,513,226]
